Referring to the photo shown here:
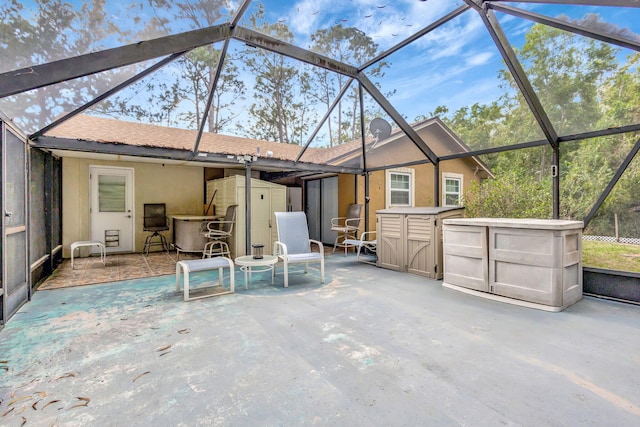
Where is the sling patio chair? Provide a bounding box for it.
[273,211,325,288]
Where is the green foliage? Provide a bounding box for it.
[582,240,640,273]
[462,169,552,219]
[309,24,389,146]
[239,9,315,144]
[0,0,125,131]
[97,2,244,131]
[426,17,640,230]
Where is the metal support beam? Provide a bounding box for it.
[245,162,252,255]
[193,40,230,153]
[0,25,231,98]
[358,74,438,164]
[470,3,559,148]
[32,136,363,174]
[559,123,640,142]
[295,79,354,162]
[233,27,358,78]
[359,5,470,71]
[231,0,253,28]
[488,1,640,7]
[440,139,549,161]
[434,161,440,207]
[583,136,640,229]
[489,3,640,52]
[30,52,187,139]
[440,122,640,162]
[365,173,370,233]
[358,83,368,171]
[552,147,560,219]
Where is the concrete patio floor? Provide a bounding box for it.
[1,255,640,426]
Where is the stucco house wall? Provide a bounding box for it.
[62,157,203,257]
[340,158,487,233]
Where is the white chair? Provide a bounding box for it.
[331,203,362,255]
[273,211,325,288]
[343,231,377,265]
[202,205,237,258]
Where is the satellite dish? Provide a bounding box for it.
[368,118,392,151]
[369,118,391,141]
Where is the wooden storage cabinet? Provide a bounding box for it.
[442,218,583,311]
[376,207,464,279]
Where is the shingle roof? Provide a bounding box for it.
[44,114,310,161]
[43,114,490,176]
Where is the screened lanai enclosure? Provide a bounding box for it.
[1,0,640,324]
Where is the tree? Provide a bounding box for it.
[238,9,315,144]
[427,19,628,221]
[309,25,390,146]
[96,0,244,132]
[0,0,124,133]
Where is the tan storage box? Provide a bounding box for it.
[442,218,583,311]
[376,207,464,279]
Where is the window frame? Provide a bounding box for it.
[386,168,415,208]
[442,172,463,207]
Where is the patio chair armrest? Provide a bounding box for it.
[274,241,288,257]
[330,216,346,227]
[344,217,361,228]
[205,220,235,231]
[360,231,376,241]
[309,239,324,254]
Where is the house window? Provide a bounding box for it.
[443,173,463,206]
[386,169,414,207]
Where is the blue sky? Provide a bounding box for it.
[5,1,640,138]
[245,0,640,125]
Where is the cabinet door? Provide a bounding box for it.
[377,214,403,271]
[490,228,560,306]
[406,215,436,278]
[442,224,489,291]
[250,187,271,255]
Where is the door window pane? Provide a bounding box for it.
[98,175,126,212]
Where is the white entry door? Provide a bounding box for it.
[90,166,134,253]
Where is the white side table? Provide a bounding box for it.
[70,240,106,270]
[234,255,278,290]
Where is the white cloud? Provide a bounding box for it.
[288,0,332,35]
[286,0,460,50]
[466,51,494,67]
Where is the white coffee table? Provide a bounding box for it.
[234,255,278,289]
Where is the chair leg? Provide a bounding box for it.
[160,233,169,252]
[144,231,168,255]
[344,233,348,256]
[176,262,182,292]
[284,261,289,288]
[272,262,276,283]
[183,268,191,302]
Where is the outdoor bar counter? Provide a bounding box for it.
[171,215,216,256]
[442,218,584,311]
